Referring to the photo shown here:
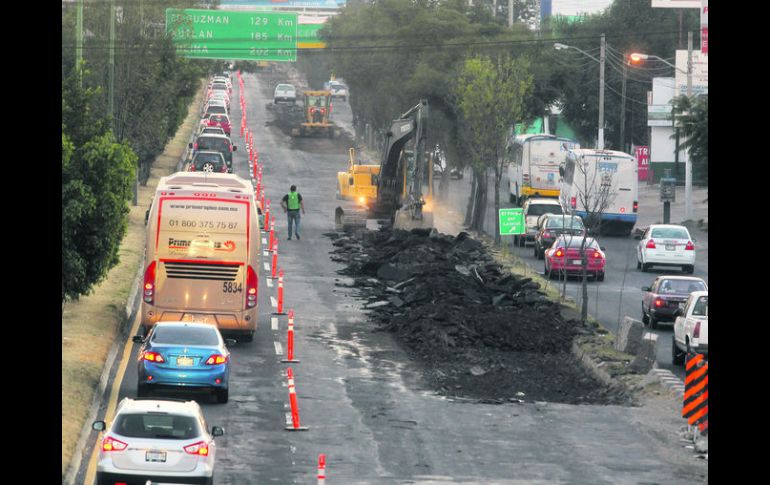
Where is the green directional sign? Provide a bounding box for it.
[499,208,525,235]
[166,9,298,62]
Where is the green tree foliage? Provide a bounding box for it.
[62,75,137,305]
[671,95,707,185]
[453,55,533,238]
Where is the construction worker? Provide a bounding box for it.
[281,185,305,240]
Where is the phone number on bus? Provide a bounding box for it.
[167,219,239,230]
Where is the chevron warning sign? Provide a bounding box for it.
[683,352,708,434]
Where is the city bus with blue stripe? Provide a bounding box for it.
[559,149,638,235]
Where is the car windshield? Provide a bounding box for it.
[558,237,598,249]
[207,106,227,114]
[152,325,220,346]
[194,152,224,164]
[114,413,200,440]
[546,216,584,229]
[691,296,708,316]
[658,279,707,294]
[527,204,563,216]
[197,138,230,152]
[650,227,690,239]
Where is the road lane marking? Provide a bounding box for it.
[263,250,270,257]
[270,296,278,308]
[272,317,278,330]
[84,310,143,484]
[274,341,283,355]
[266,278,274,288]
[262,238,267,244]
[264,262,270,271]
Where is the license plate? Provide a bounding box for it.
[665,244,675,251]
[571,260,583,265]
[176,356,194,366]
[146,451,167,462]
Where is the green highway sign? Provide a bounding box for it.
[499,208,525,235]
[166,9,298,62]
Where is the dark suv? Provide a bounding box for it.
[189,134,236,171]
[641,276,708,329]
[534,213,586,259]
[188,151,229,173]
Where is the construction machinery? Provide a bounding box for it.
[335,99,434,231]
[291,90,337,138]
[336,147,380,206]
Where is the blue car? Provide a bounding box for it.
[133,321,234,403]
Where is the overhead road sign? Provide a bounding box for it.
[166,9,298,62]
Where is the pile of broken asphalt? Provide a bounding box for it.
[327,226,632,405]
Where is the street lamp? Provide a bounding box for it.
[629,33,695,220]
[554,36,606,150]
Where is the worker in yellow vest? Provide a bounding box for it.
[281,185,306,240]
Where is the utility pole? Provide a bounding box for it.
[76,0,84,85]
[619,60,627,153]
[108,0,116,125]
[508,0,514,28]
[685,31,693,220]
[598,34,605,150]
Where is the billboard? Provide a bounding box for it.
[647,105,673,127]
[219,0,346,7]
[651,0,701,7]
[675,50,708,95]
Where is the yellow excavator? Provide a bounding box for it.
[291,90,337,138]
[336,148,380,206]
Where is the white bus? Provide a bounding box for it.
[559,149,638,235]
[141,172,261,342]
[507,134,579,205]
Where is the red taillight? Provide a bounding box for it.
[141,351,165,363]
[554,248,564,258]
[246,265,258,309]
[646,239,656,249]
[193,143,198,150]
[543,231,552,238]
[570,197,576,209]
[592,251,601,258]
[633,201,638,213]
[685,241,695,250]
[654,298,664,307]
[184,441,209,456]
[143,261,157,304]
[102,436,128,452]
[221,165,228,173]
[320,108,326,115]
[205,354,228,365]
[693,321,701,338]
[189,165,195,172]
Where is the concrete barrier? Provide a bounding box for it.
[614,316,645,355]
[629,332,658,373]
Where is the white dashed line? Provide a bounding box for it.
[262,238,267,245]
[264,262,270,271]
[263,250,270,257]
[270,296,278,308]
[274,341,283,355]
[271,317,278,330]
[266,279,274,288]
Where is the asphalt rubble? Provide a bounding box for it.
[327,225,632,405]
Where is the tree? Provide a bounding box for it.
[671,95,707,185]
[62,76,137,306]
[453,54,533,241]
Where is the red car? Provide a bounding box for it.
[544,236,606,281]
[207,113,231,136]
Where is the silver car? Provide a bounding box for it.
[92,398,224,485]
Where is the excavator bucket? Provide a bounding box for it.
[334,206,368,232]
[393,207,434,231]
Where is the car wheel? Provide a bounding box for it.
[672,335,685,365]
[637,260,641,270]
[642,307,649,325]
[216,387,229,404]
[533,245,539,258]
[683,265,694,274]
[597,272,605,282]
[641,263,650,272]
[649,312,658,330]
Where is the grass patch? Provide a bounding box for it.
[61,83,205,477]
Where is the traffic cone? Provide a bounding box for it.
[317,454,326,484]
[285,368,308,431]
[273,270,287,316]
[281,309,298,362]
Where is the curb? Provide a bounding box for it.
[649,366,685,396]
[570,340,614,388]
[63,260,144,485]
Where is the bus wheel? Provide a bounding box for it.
[239,331,254,343]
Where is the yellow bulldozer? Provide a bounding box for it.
[291,90,337,138]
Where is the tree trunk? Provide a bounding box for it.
[580,238,589,323]
[472,167,487,231]
[438,168,450,202]
[464,170,476,227]
[494,164,502,245]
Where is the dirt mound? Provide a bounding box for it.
[328,226,631,405]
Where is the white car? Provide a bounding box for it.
[274,83,297,104]
[92,398,224,485]
[672,290,708,364]
[636,224,696,273]
[328,81,348,101]
[515,197,564,247]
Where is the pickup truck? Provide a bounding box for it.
[672,290,708,365]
